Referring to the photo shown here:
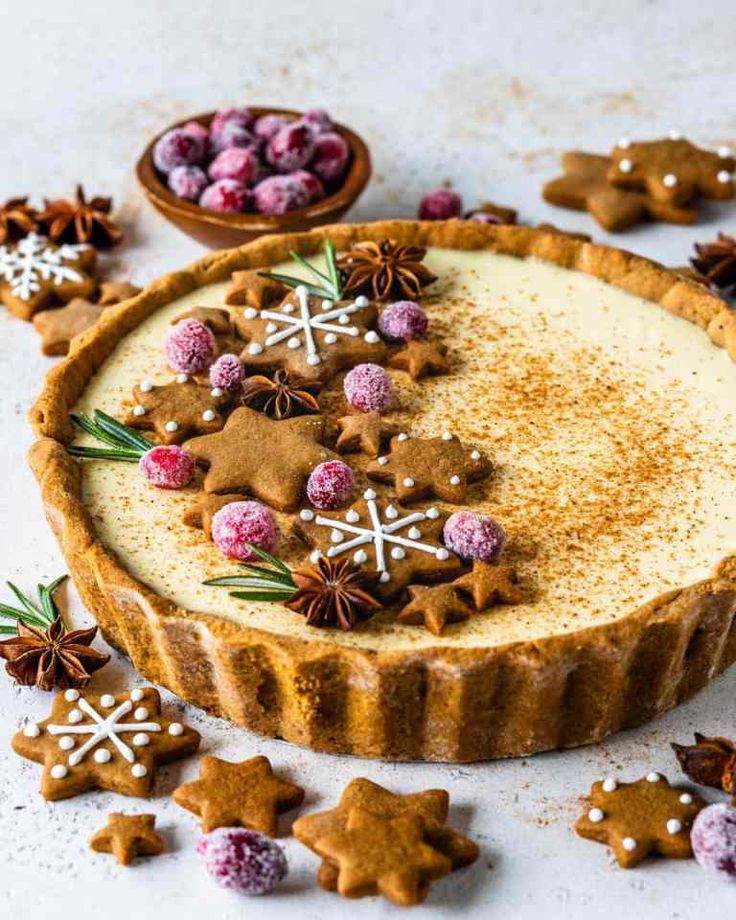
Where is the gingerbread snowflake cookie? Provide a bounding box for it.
[125,377,231,444]
[11,687,200,800]
[575,773,705,868]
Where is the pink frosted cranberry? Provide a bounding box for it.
[182,120,210,153]
[139,445,195,489]
[443,512,506,562]
[300,108,333,134]
[211,121,256,154]
[209,353,246,391]
[253,114,290,144]
[306,460,355,510]
[165,318,217,374]
[378,301,428,342]
[419,188,463,221]
[310,132,350,183]
[692,803,736,879]
[208,147,263,184]
[199,179,252,213]
[197,828,287,895]
[168,165,209,201]
[253,175,309,215]
[153,128,206,174]
[211,501,279,561]
[211,107,253,134]
[344,363,393,413]
[289,170,325,204]
[266,123,316,173]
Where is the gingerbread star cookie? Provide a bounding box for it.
[335,412,400,457]
[173,755,304,835]
[366,431,490,504]
[388,339,451,381]
[295,489,463,601]
[398,583,474,636]
[33,297,107,356]
[543,152,697,231]
[609,137,735,206]
[172,305,232,335]
[125,377,231,445]
[90,813,165,866]
[0,233,97,320]
[225,270,287,310]
[452,561,523,610]
[11,687,200,801]
[575,773,705,868]
[235,287,387,386]
[97,280,141,306]
[182,492,243,537]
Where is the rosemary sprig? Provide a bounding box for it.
[204,543,296,603]
[68,410,153,462]
[258,240,344,301]
[0,575,68,635]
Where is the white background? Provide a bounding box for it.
[1,2,735,918]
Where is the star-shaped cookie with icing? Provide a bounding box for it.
[125,377,232,444]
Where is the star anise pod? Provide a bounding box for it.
[0,196,39,244]
[37,184,123,249]
[672,733,736,793]
[690,233,736,293]
[240,369,320,419]
[336,239,438,302]
[285,557,382,631]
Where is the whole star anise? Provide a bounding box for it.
[336,239,438,302]
[38,184,123,249]
[240,369,320,419]
[0,196,39,244]
[690,233,736,293]
[672,733,736,793]
[285,557,381,630]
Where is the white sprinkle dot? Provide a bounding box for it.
[355,296,369,307]
[300,509,315,521]
[667,819,683,835]
[602,778,618,792]
[619,158,633,173]
[321,299,332,312]
[470,449,481,461]
[385,505,398,520]
[131,763,147,778]
[618,137,631,149]
[449,474,461,486]
[265,322,277,334]
[408,527,421,539]
[176,373,189,384]
[58,736,74,751]
[243,307,258,319]
[668,129,681,140]
[397,432,409,441]
[363,489,377,500]
[50,765,68,780]
[287,336,301,350]
[23,723,40,738]
[164,420,179,433]
[662,173,678,188]
[391,547,406,560]
[248,342,263,355]
[717,170,733,184]
[364,331,379,344]
[436,548,450,560]
[717,146,732,159]
[426,507,439,519]
[622,837,637,852]
[134,707,149,721]
[139,380,153,393]
[377,456,388,466]
[441,431,453,441]
[130,689,145,703]
[133,733,150,747]
[346,510,360,523]
[324,333,337,345]
[133,404,146,416]
[354,550,367,564]
[338,314,350,325]
[646,772,661,783]
[100,694,115,708]
[281,303,294,314]
[588,808,605,823]
[168,723,183,736]
[679,793,693,805]
[94,749,111,764]
[202,409,216,422]
[68,710,83,724]
[330,529,344,544]
[402,477,415,488]
[211,387,223,398]
[64,689,80,702]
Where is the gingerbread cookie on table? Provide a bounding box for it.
[97,280,142,306]
[90,813,165,866]
[125,377,231,444]
[33,298,108,356]
[388,339,451,381]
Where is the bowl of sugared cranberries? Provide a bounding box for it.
[136,106,371,248]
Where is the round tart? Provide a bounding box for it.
[29,220,736,762]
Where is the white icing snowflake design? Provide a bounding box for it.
[301,489,450,584]
[0,232,88,301]
[244,285,379,366]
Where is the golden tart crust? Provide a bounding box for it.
[28,220,736,762]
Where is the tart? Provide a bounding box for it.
[29,220,736,762]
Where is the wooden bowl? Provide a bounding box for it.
[136,107,372,249]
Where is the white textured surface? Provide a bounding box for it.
[0,1,735,918]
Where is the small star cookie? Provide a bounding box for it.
[388,339,451,381]
[173,754,304,835]
[452,561,523,610]
[398,583,474,636]
[172,305,232,335]
[97,280,141,306]
[33,297,107,356]
[335,411,400,457]
[225,270,287,310]
[125,377,231,445]
[90,813,165,866]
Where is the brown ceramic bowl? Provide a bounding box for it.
[136,107,372,249]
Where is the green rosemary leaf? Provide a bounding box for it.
[289,249,333,286]
[207,576,294,593]
[71,413,122,449]
[324,240,342,298]
[229,589,295,603]
[257,271,331,300]
[94,410,152,453]
[233,562,294,585]
[240,543,292,576]
[39,575,66,625]
[0,625,17,636]
[67,446,141,462]
[6,582,43,618]
[0,602,48,630]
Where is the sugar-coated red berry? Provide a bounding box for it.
[306,460,356,510]
[378,301,428,342]
[139,445,195,489]
[253,175,309,215]
[164,318,217,374]
[266,123,316,173]
[168,165,209,201]
[210,121,256,154]
[199,179,252,213]
[211,501,279,561]
[343,363,394,413]
[443,512,505,562]
[692,804,736,879]
[153,128,206,174]
[310,132,349,183]
[208,147,263,185]
[209,353,246,391]
[253,114,290,144]
[210,107,253,135]
[197,827,287,895]
[300,108,333,134]
[419,188,463,220]
[182,120,210,153]
[289,170,325,203]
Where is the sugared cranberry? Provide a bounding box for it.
[199,179,252,213]
[208,147,263,184]
[419,188,463,220]
[168,165,209,201]
[165,318,217,374]
[310,132,349,183]
[300,108,333,134]
[253,114,290,144]
[306,460,356,510]
[139,445,195,489]
[692,803,736,879]
[343,363,393,413]
[153,128,206,174]
[210,107,253,135]
[197,828,287,895]
[182,120,210,154]
[266,123,316,173]
[289,170,325,204]
[253,175,309,215]
[209,354,246,391]
[443,512,506,562]
[378,301,428,342]
[211,501,279,561]
[210,121,256,154]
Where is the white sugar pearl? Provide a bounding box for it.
[324,333,337,345]
[248,342,263,355]
[243,307,258,319]
[449,475,461,486]
[355,296,369,307]
[385,505,398,520]
[321,299,332,311]
[470,450,481,461]
[379,572,391,583]
[133,404,146,416]
[618,158,633,173]
[139,380,153,393]
[622,837,637,852]
[363,489,377,500]
[441,431,453,440]
[50,764,68,780]
[58,736,74,751]
[133,733,150,747]
[618,137,631,149]
[391,547,406,560]
[300,509,315,521]
[602,778,618,793]
[310,550,322,563]
[266,322,277,333]
[164,421,179,433]
[94,749,111,764]
[668,129,681,140]
[202,409,216,422]
[588,808,605,823]
[176,373,188,384]
[402,477,415,488]
[287,336,301,349]
[646,772,661,783]
[679,793,693,805]
[426,507,439,519]
[397,432,409,441]
[23,723,40,738]
[130,689,145,703]
[436,548,450,560]
[281,303,294,314]
[64,689,80,702]
[717,170,733,184]
[330,529,344,543]
[131,763,147,778]
[335,314,349,326]
[377,456,388,466]
[211,387,223,398]
[364,331,379,344]
[306,354,321,366]
[68,709,83,724]
[718,146,732,158]
[408,527,421,539]
[100,694,115,708]
[662,173,678,188]
[134,707,149,721]
[354,550,367,564]
[168,723,183,736]
[667,819,683,834]
[346,510,360,523]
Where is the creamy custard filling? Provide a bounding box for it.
[75,248,736,651]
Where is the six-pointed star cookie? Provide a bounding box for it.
[90,813,165,866]
[11,687,200,801]
[388,339,451,381]
[398,583,475,636]
[235,287,387,386]
[33,297,107,356]
[295,489,463,601]
[366,431,490,504]
[186,407,336,510]
[173,754,304,835]
[125,378,232,445]
[452,561,523,610]
[575,773,705,868]
[335,411,400,457]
